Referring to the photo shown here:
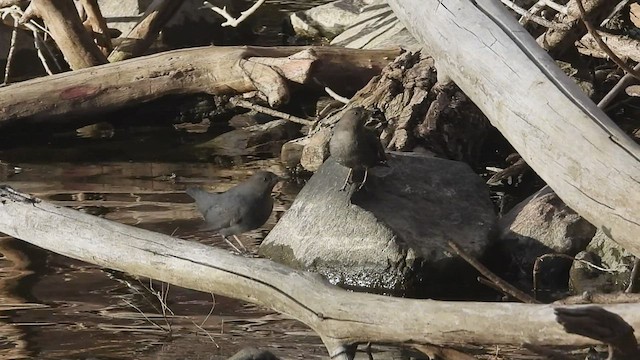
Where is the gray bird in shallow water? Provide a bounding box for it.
[329,107,387,191]
[186,171,281,252]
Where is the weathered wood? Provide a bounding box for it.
[0,46,400,128]
[108,0,184,62]
[387,0,640,257]
[1,186,640,349]
[21,0,107,69]
[79,0,113,54]
[577,31,640,62]
[535,0,611,55]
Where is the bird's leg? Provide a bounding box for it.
[340,168,353,191]
[232,234,247,251]
[222,236,243,253]
[357,168,369,191]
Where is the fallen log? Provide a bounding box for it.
[0,46,400,128]
[387,0,640,257]
[1,186,640,357]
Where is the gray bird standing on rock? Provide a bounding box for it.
[186,171,281,252]
[329,107,387,191]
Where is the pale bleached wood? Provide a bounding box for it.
[107,0,183,62]
[2,186,640,349]
[387,0,640,256]
[22,0,107,69]
[0,46,399,127]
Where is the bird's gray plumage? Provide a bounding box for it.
[329,107,386,190]
[186,171,280,236]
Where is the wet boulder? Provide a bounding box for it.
[259,152,496,297]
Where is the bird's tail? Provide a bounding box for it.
[185,187,207,200]
[186,187,217,215]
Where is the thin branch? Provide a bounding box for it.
[533,253,623,298]
[324,86,350,104]
[575,0,640,81]
[541,0,567,14]
[229,97,316,126]
[1,5,61,74]
[500,0,570,30]
[3,13,18,84]
[202,0,265,27]
[447,240,540,304]
[519,1,545,25]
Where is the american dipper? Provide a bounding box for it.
[329,107,387,191]
[186,171,281,252]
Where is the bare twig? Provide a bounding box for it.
[533,253,622,298]
[202,0,265,27]
[1,5,61,74]
[448,240,540,304]
[575,0,640,80]
[519,1,545,25]
[500,0,570,30]
[229,97,316,126]
[120,298,170,333]
[324,86,350,104]
[3,13,18,84]
[541,0,567,14]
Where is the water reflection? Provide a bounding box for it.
[0,158,321,359]
[0,0,336,356]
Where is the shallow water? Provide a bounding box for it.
[0,151,325,360]
[0,0,331,357]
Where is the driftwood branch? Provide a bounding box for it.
[1,186,640,351]
[0,46,399,128]
[20,0,107,69]
[79,0,113,54]
[556,306,640,359]
[202,0,265,27]
[108,0,184,62]
[387,0,640,257]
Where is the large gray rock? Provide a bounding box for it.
[497,187,596,288]
[259,152,496,297]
